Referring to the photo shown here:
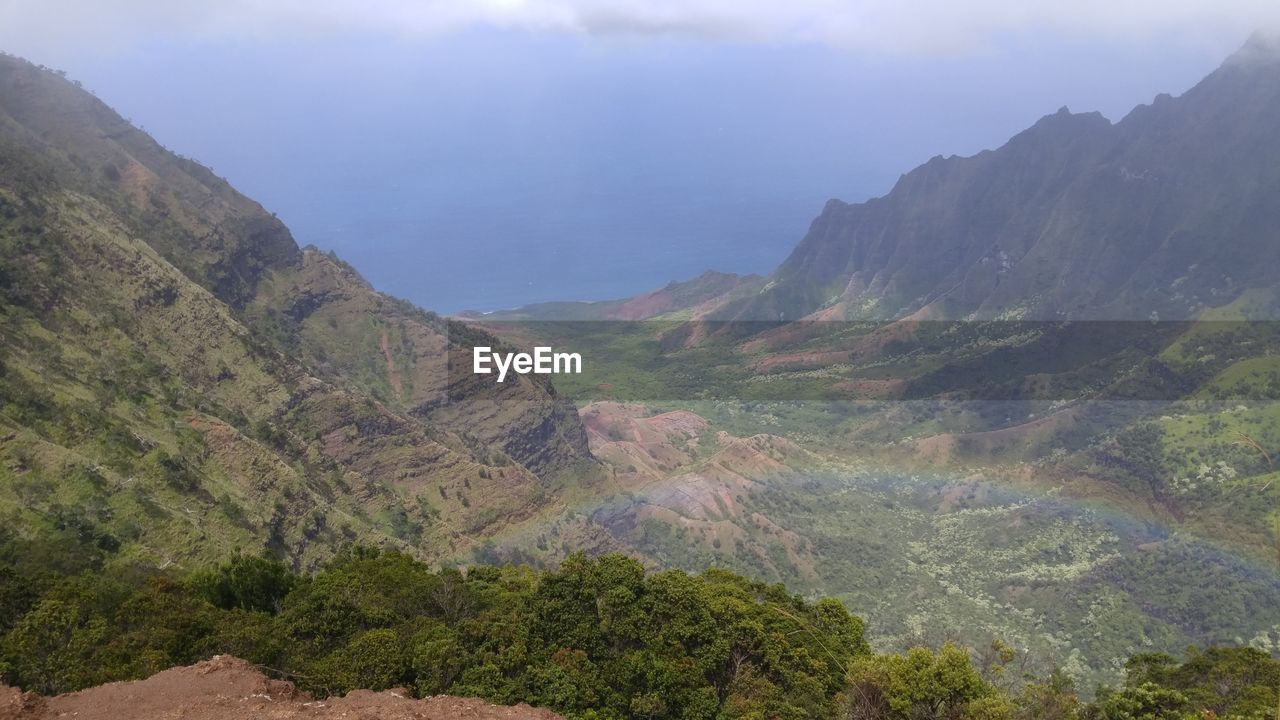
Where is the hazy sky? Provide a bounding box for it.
[4,1,1279,53]
[1,2,1275,312]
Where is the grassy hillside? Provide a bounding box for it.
[0,52,595,570]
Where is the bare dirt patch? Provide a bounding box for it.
[0,656,563,720]
[380,330,405,400]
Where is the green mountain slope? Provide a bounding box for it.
[0,52,594,569]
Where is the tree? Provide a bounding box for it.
[1015,671,1081,720]
[1091,682,1190,720]
[848,644,1002,720]
[410,620,465,695]
[2,597,107,694]
[189,553,293,613]
[312,628,407,694]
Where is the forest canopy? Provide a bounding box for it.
[0,537,1276,720]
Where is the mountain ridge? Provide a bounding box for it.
[453,37,1280,686]
[0,50,594,569]
[718,35,1280,323]
[483,34,1280,327]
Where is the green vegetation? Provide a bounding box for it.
[0,543,863,719]
[481,314,1280,688]
[5,44,1280,720]
[0,51,594,572]
[2,542,1276,719]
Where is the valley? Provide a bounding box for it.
[453,34,1280,690]
[3,30,1280,718]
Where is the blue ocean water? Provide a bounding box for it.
[279,162,830,314]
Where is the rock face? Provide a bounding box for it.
[0,52,594,567]
[722,33,1280,322]
[0,656,565,720]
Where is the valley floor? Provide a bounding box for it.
[495,397,1280,691]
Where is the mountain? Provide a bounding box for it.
[459,270,763,322]
[0,52,593,569]
[459,36,1280,687]
[5,35,1280,695]
[680,33,1280,323]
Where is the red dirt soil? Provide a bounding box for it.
[0,656,564,720]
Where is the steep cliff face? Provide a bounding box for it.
[726,34,1280,322]
[0,52,593,567]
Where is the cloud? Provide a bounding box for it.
[2,0,1279,57]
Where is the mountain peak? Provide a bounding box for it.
[728,37,1280,323]
[1010,105,1110,147]
[1224,30,1280,68]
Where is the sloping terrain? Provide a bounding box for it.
[0,655,564,720]
[5,31,1280,698]
[463,35,1280,687]
[548,398,1280,690]
[578,402,819,582]
[0,52,594,569]
[722,33,1280,323]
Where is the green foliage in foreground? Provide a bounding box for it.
[0,540,1276,720]
[0,542,865,719]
